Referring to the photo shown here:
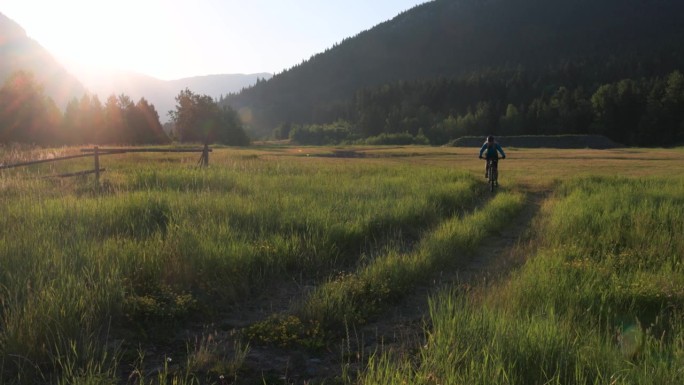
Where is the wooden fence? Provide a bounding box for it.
[0,144,212,181]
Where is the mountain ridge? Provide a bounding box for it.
[1,12,270,121]
[78,70,271,122]
[0,12,85,108]
[223,0,684,136]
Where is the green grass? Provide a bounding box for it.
[299,191,525,330]
[2,146,683,384]
[0,147,483,383]
[357,176,684,385]
[511,177,684,322]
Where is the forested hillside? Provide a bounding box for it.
[223,0,684,145]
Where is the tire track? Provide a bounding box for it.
[127,187,548,384]
[329,187,550,383]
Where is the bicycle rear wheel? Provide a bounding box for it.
[489,169,495,191]
[489,160,498,192]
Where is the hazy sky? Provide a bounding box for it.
[3,0,428,80]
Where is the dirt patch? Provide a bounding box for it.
[313,150,367,158]
[449,135,622,149]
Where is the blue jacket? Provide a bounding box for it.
[479,142,506,159]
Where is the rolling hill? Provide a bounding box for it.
[222,0,684,137]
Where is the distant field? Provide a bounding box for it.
[0,145,682,384]
[449,134,621,149]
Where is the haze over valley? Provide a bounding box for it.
[1,0,683,146]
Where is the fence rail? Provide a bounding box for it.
[80,148,213,154]
[0,153,94,170]
[0,145,211,181]
[41,168,106,179]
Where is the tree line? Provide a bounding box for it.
[224,0,684,143]
[0,71,249,146]
[278,69,684,147]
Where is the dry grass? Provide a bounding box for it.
[4,144,682,181]
[249,146,684,188]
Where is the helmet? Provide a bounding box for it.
[487,135,495,143]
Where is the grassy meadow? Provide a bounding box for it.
[0,145,683,384]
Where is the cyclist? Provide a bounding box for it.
[479,135,506,179]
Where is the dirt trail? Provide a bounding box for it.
[236,187,550,383]
[134,188,549,384]
[325,187,550,382]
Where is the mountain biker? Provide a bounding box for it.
[479,135,506,179]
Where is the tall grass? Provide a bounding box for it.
[4,146,681,383]
[0,148,480,383]
[357,176,684,384]
[360,292,684,385]
[300,192,525,330]
[509,177,684,324]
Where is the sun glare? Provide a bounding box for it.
[5,0,432,80]
[5,0,185,79]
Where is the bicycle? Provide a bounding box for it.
[485,157,500,192]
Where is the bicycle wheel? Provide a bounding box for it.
[494,168,498,188]
[489,168,495,191]
[489,160,497,192]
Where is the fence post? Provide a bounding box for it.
[94,146,100,182]
[200,143,209,167]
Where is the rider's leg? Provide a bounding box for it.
[485,159,489,178]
